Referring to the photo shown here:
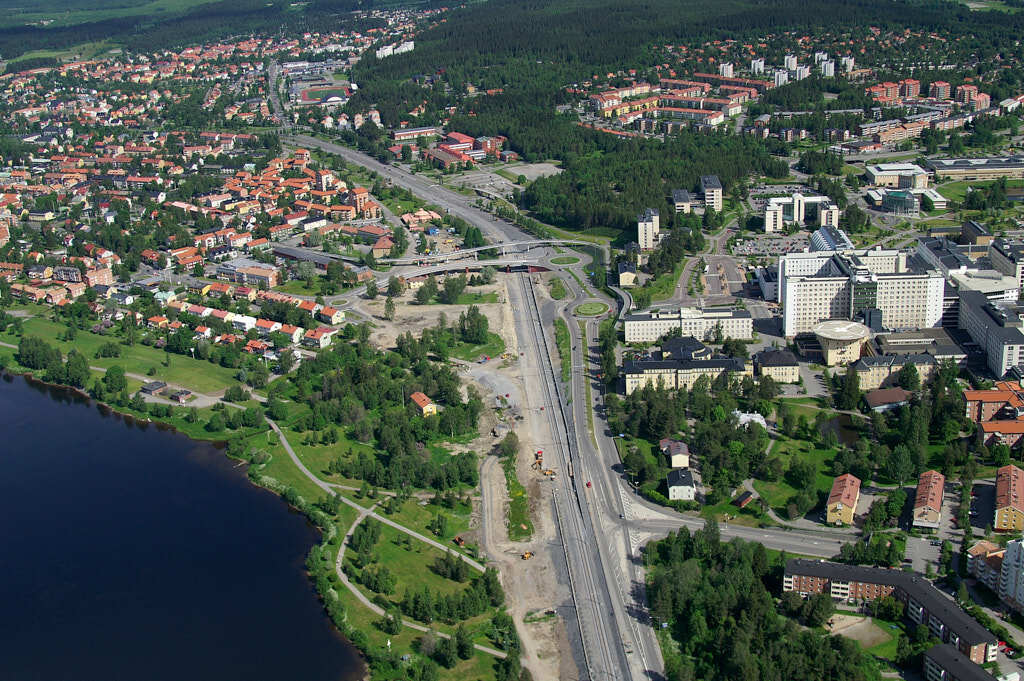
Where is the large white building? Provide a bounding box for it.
[637,208,660,250]
[764,192,840,233]
[990,238,1024,296]
[624,306,753,343]
[999,539,1024,612]
[779,249,945,336]
[958,290,1024,377]
[865,163,930,189]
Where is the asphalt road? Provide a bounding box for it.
[277,133,858,681]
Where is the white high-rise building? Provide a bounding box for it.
[795,65,811,81]
[637,209,660,251]
[750,58,765,74]
[999,540,1024,612]
[814,51,829,63]
[764,193,839,233]
[820,61,835,78]
[779,249,945,336]
[784,54,798,71]
[774,70,789,87]
[841,56,856,73]
[719,62,734,78]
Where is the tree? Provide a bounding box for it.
[384,296,396,321]
[440,274,467,304]
[278,349,296,374]
[836,368,861,410]
[802,592,834,627]
[365,279,379,299]
[897,362,921,391]
[921,194,934,212]
[64,350,91,388]
[387,276,404,297]
[103,365,128,394]
[455,623,473,659]
[458,305,489,344]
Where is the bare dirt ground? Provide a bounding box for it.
[828,614,891,648]
[360,275,572,679]
[356,281,510,350]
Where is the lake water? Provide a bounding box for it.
[0,374,363,681]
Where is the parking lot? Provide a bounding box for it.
[731,234,809,256]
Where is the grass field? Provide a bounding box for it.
[383,496,473,547]
[274,279,323,296]
[549,278,568,300]
[553,319,570,382]
[752,435,838,517]
[575,302,608,316]
[647,260,686,302]
[935,178,1024,202]
[453,292,499,305]
[451,332,506,363]
[550,256,580,265]
[502,453,533,541]
[0,314,241,394]
[0,0,221,29]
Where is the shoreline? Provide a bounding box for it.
[0,367,373,681]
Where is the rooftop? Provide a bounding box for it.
[813,319,871,341]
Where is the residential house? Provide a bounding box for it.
[667,469,696,501]
[410,391,438,417]
[913,470,945,531]
[826,473,861,526]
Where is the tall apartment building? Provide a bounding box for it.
[930,81,952,100]
[999,539,1024,611]
[784,559,998,664]
[899,78,921,98]
[956,84,979,104]
[637,208,660,250]
[623,306,753,343]
[763,192,839,233]
[795,65,811,81]
[989,238,1024,296]
[718,62,733,78]
[750,58,765,74]
[784,54,798,70]
[841,56,855,73]
[957,290,1024,377]
[774,69,789,87]
[700,175,723,212]
[820,61,835,78]
[924,644,995,681]
[779,249,944,336]
[814,51,829,63]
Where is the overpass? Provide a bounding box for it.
[380,239,592,265]
[372,259,544,285]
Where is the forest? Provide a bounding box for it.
[646,524,880,681]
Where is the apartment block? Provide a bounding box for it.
[999,539,1024,611]
[923,644,995,681]
[913,470,945,530]
[784,560,997,664]
[700,175,723,212]
[968,540,1005,593]
[930,81,952,100]
[623,306,753,343]
[637,208,660,250]
[995,464,1024,532]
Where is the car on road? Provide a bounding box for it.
[586,481,592,488]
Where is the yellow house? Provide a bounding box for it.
[996,465,1024,532]
[826,473,861,526]
[410,391,437,417]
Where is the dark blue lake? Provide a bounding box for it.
[0,374,363,681]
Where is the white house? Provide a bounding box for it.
[667,469,696,501]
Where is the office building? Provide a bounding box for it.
[913,470,945,530]
[865,163,930,189]
[637,208,660,250]
[754,348,800,383]
[990,238,1024,295]
[763,193,839,233]
[700,175,723,212]
[784,560,998,664]
[958,290,1024,377]
[622,337,751,394]
[779,249,945,337]
[995,464,1024,532]
[927,156,1024,181]
[623,306,753,343]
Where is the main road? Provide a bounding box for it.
[281,132,854,681]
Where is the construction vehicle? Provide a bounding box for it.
[542,469,556,477]
[521,551,533,560]
[453,536,466,547]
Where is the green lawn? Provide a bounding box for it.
[382,497,473,547]
[502,454,533,541]
[935,178,1024,202]
[647,260,686,302]
[551,256,580,265]
[575,302,608,316]
[451,332,506,362]
[752,436,838,517]
[1,316,242,394]
[553,319,570,382]
[274,279,322,296]
[454,292,499,305]
[549,278,568,300]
